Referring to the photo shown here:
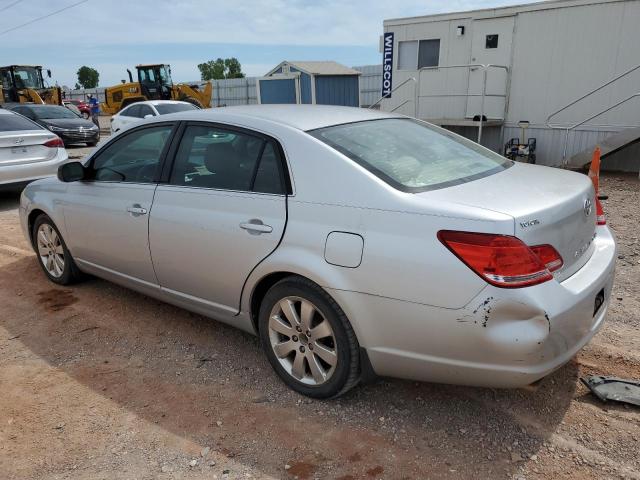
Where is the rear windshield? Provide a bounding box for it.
[154,103,198,115]
[0,112,42,132]
[310,118,511,192]
[33,106,80,120]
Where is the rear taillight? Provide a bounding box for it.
[530,244,563,272]
[43,137,64,148]
[438,231,563,288]
[595,197,606,225]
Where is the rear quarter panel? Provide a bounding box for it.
[243,130,515,316]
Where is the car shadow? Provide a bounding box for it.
[0,189,21,212]
[0,255,578,479]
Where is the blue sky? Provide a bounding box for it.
[1,0,533,87]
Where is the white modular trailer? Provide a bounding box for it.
[381,0,640,168]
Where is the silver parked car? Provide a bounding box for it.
[19,105,616,398]
[0,108,68,189]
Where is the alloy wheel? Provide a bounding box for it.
[36,223,65,278]
[268,296,338,386]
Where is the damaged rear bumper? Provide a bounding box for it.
[329,226,616,388]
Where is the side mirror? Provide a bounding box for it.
[47,69,52,78]
[57,162,86,182]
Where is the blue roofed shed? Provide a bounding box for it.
[257,61,361,107]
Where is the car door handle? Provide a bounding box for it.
[127,205,147,216]
[240,220,273,234]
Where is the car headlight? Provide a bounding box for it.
[90,125,99,130]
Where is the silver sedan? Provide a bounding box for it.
[19,105,616,398]
[0,108,69,189]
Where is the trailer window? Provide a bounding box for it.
[486,34,499,49]
[397,39,440,70]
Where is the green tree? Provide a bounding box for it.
[76,66,99,89]
[197,58,245,80]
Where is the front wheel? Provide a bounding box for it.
[32,214,84,285]
[259,276,360,399]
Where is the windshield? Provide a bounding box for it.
[154,103,197,115]
[33,106,80,119]
[12,66,44,89]
[159,65,172,85]
[310,118,511,192]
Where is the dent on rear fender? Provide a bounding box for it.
[457,296,551,356]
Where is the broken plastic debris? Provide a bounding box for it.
[581,376,640,407]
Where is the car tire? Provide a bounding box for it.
[87,142,97,147]
[32,214,85,285]
[259,276,360,399]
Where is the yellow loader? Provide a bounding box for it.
[0,65,63,106]
[101,64,212,114]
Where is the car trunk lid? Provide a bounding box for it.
[0,130,59,166]
[418,163,597,282]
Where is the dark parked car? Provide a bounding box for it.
[7,104,99,146]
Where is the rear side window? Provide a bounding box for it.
[310,118,511,192]
[155,103,198,115]
[0,112,41,131]
[169,124,285,194]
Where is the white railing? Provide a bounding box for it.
[545,63,640,165]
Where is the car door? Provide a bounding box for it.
[63,123,177,290]
[149,122,288,317]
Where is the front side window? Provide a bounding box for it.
[169,124,285,194]
[138,105,155,118]
[120,105,138,117]
[310,118,510,192]
[91,125,173,183]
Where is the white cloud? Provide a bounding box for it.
[1,0,534,48]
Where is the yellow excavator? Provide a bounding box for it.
[101,64,212,114]
[0,65,63,105]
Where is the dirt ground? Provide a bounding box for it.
[0,166,639,480]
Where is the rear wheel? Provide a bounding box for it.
[32,214,84,285]
[259,276,360,398]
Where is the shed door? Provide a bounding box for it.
[465,16,514,119]
[257,76,300,104]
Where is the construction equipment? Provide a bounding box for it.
[101,64,212,114]
[0,65,62,106]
